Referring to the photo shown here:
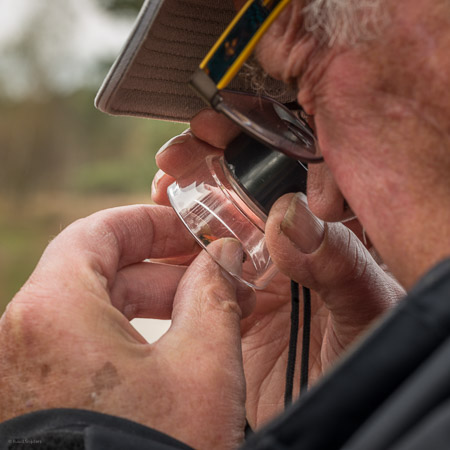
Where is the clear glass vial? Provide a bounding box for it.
[168,133,308,289]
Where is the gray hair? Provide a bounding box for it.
[303,0,388,46]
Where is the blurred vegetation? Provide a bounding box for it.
[0,92,186,198]
[0,0,187,311]
[99,0,143,14]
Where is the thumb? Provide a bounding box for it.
[152,239,251,449]
[169,238,254,343]
[266,193,404,325]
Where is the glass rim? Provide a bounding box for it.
[215,90,324,163]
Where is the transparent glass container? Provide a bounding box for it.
[168,155,278,289]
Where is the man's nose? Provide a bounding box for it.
[306,163,355,223]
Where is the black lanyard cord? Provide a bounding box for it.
[245,281,312,437]
[284,281,311,407]
[300,285,311,395]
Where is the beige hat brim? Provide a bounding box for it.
[95,0,293,123]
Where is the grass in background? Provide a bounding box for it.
[0,89,188,313]
[0,193,154,311]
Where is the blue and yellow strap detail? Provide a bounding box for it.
[199,0,291,90]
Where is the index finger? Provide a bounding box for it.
[35,205,198,286]
[155,109,241,180]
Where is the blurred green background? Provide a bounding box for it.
[0,0,187,312]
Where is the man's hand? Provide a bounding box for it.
[0,205,255,450]
[152,110,406,428]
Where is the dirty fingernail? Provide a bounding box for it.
[156,129,192,157]
[218,238,244,277]
[281,193,325,254]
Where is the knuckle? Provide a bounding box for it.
[84,214,120,247]
[70,210,122,248]
[2,298,47,343]
[199,283,242,319]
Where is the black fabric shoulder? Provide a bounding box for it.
[242,258,450,450]
[0,409,193,450]
[391,397,450,450]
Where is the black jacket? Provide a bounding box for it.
[2,259,450,450]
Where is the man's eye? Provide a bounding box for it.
[298,109,315,133]
[281,100,316,135]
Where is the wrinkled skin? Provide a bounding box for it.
[0,206,255,449]
[249,0,450,423]
[1,0,449,447]
[152,0,450,428]
[152,112,405,427]
[256,0,450,288]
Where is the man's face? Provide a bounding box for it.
[251,0,450,286]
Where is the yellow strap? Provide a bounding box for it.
[217,0,291,89]
[199,0,256,70]
[199,0,292,89]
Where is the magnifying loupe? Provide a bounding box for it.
[168,133,308,289]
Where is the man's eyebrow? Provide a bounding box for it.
[303,0,388,46]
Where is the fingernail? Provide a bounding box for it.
[156,129,192,157]
[281,193,325,254]
[151,169,165,196]
[218,238,244,277]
